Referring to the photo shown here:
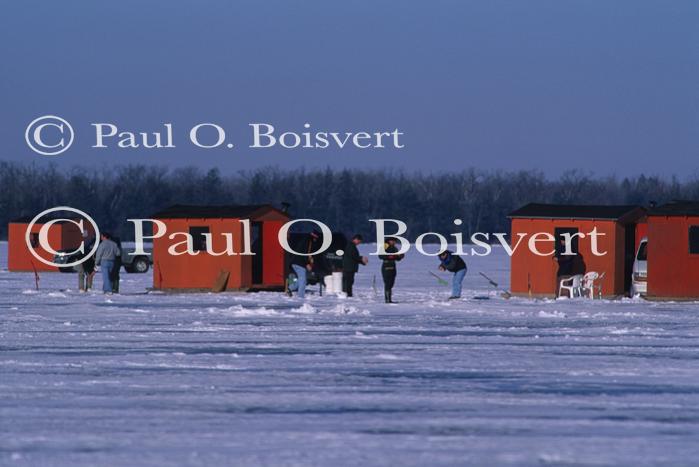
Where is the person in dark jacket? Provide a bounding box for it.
[289,231,320,299]
[438,250,467,299]
[77,230,96,292]
[342,234,368,297]
[311,234,332,294]
[110,237,122,294]
[379,238,404,303]
[554,237,575,277]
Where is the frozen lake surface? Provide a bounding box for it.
[2,242,699,466]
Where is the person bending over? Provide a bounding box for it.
[438,250,467,299]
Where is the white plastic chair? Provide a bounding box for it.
[558,274,583,298]
[581,271,605,299]
[580,272,599,299]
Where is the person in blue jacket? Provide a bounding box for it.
[438,250,467,299]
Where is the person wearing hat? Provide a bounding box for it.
[379,238,404,303]
[342,234,368,297]
[438,250,467,299]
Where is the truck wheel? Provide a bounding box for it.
[131,257,150,273]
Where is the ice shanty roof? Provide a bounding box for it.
[648,201,699,217]
[151,204,287,219]
[508,203,643,221]
[10,215,88,224]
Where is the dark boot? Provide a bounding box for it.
[384,290,390,303]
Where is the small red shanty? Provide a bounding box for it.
[7,216,94,272]
[151,204,289,292]
[645,201,699,300]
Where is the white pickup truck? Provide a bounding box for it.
[631,237,648,296]
[54,245,152,274]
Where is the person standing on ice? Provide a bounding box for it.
[110,237,123,294]
[77,230,96,292]
[94,232,120,295]
[438,250,467,299]
[342,234,368,297]
[289,231,320,299]
[379,238,404,303]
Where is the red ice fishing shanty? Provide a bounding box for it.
[7,215,94,272]
[150,204,290,292]
[644,201,699,300]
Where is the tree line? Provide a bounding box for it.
[1,161,697,241]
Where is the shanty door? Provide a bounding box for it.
[554,227,579,254]
[554,227,584,276]
[623,224,636,294]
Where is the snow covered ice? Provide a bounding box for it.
[2,242,699,466]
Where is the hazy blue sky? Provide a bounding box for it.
[1,0,697,177]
